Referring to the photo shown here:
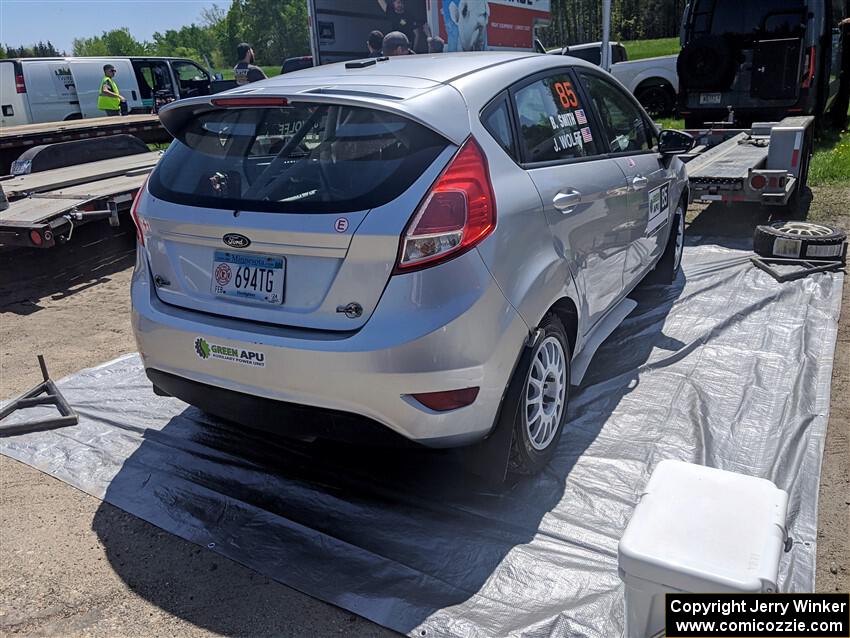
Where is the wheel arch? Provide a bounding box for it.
[635,76,676,95]
[545,296,579,359]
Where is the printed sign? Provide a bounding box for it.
[647,182,670,235]
[553,81,579,109]
[50,64,77,99]
[547,107,592,153]
[440,0,551,52]
[194,336,266,368]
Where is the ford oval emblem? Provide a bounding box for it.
[222,233,251,249]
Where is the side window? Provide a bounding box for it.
[568,46,601,66]
[512,72,599,163]
[580,73,651,154]
[173,61,208,82]
[481,95,517,161]
[613,45,628,64]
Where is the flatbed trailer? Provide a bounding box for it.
[0,150,160,248]
[679,116,815,210]
[0,114,170,174]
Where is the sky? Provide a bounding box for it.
[0,0,231,54]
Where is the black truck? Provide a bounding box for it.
[677,0,850,127]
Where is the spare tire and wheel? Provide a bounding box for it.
[753,221,847,260]
[677,36,735,91]
[636,84,676,117]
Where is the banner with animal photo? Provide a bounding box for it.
[439,0,551,51]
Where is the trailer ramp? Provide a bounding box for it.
[0,151,160,248]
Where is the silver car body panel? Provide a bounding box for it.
[136,52,689,445]
[133,247,528,447]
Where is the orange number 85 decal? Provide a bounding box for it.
[554,81,579,109]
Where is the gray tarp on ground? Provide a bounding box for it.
[1,240,844,638]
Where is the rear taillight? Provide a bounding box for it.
[130,178,149,245]
[395,137,495,272]
[802,47,816,89]
[411,387,479,411]
[15,73,26,93]
[750,174,767,190]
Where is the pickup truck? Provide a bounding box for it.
[549,41,679,116]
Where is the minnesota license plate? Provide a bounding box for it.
[211,251,285,304]
[699,92,722,105]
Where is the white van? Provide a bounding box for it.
[0,56,212,127]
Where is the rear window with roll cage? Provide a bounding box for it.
[149,103,449,213]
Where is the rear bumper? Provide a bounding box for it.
[678,96,816,124]
[147,368,419,445]
[131,248,530,447]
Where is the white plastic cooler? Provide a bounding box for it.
[618,460,789,638]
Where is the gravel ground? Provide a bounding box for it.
[1,189,847,635]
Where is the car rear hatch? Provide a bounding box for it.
[139,88,464,331]
[684,0,808,108]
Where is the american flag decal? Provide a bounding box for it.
[580,127,593,143]
[575,109,587,124]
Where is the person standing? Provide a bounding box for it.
[234,42,268,85]
[382,31,411,56]
[97,64,125,116]
[377,0,427,53]
[367,30,384,57]
[427,36,445,53]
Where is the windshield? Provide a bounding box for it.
[690,0,806,38]
[149,104,449,213]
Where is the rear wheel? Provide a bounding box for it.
[508,314,570,476]
[677,36,735,91]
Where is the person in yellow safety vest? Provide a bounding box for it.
[98,64,125,116]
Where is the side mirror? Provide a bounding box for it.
[658,129,696,155]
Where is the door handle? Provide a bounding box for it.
[131,90,137,101]
[553,189,581,212]
[631,175,648,191]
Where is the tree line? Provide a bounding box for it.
[539,0,688,46]
[4,0,685,67]
[1,41,64,58]
[69,0,308,69]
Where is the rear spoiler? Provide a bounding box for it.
[158,84,470,145]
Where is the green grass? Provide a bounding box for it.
[622,37,680,61]
[656,117,685,130]
[809,124,850,186]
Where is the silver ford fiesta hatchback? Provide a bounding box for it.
[131,52,692,474]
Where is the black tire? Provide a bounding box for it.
[677,36,735,91]
[645,200,685,285]
[508,314,571,476]
[636,83,676,117]
[753,221,847,260]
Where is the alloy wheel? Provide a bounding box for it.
[525,336,567,450]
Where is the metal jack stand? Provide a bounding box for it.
[0,355,78,436]
[751,242,847,283]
